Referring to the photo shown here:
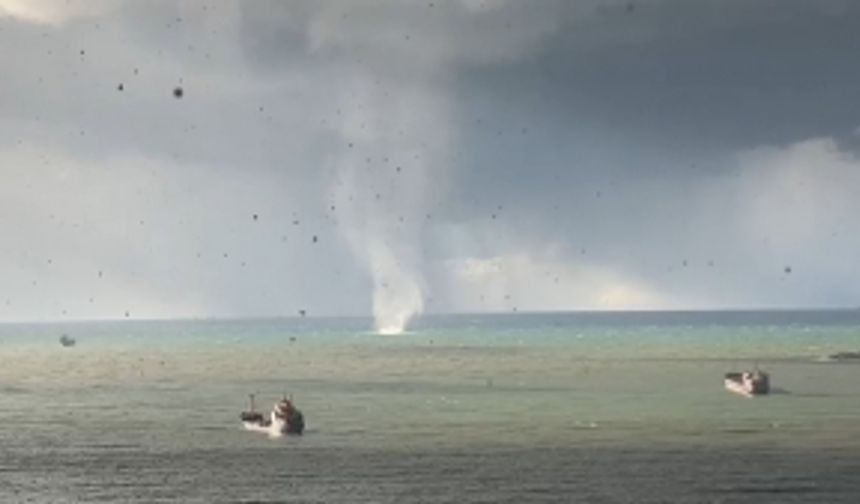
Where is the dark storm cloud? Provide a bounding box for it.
[454,0,860,164]
[1,0,860,322]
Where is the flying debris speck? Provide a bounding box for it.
[784,266,792,274]
[124,311,130,318]
[312,235,318,243]
[173,86,184,98]
[117,83,124,91]
[252,214,258,221]
[298,309,306,317]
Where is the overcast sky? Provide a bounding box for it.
[2,0,860,324]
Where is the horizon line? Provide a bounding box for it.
[1,306,859,325]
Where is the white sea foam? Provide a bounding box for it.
[242,411,287,438]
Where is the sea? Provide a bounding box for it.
[1,311,860,503]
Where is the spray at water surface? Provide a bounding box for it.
[368,242,424,335]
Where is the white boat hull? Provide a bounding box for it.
[242,411,289,437]
[724,379,755,398]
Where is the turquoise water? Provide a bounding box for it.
[2,312,860,502]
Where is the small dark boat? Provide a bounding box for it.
[59,334,76,347]
[828,351,860,361]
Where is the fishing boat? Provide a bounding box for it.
[240,394,305,435]
[724,369,770,397]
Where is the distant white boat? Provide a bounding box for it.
[724,370,770,397]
